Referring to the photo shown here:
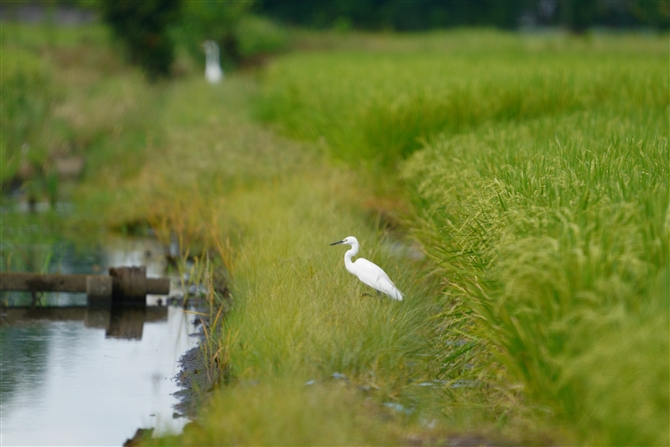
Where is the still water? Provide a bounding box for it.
[1,229,200,446]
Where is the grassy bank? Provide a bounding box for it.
[5,23,456,441]
[71,30,553,443]
[1,23,157,206]
[127,77,529,445]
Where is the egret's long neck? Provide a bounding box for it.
[343,244,358,272]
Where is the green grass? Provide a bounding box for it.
[115,76,477,445]
[1,47,54,184]
[253,30,669,445]
[256,30,667,173]
[86,49,546,445]
[0,22,110,49]
[403,108,668,445]
[1,22,154,205]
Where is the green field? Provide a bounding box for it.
[3,26,668,445]
[252,31,668,445]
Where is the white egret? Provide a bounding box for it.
[202,40,223,84]
[330,236,403,301]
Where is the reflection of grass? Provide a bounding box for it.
[0,212,95,306]
[1,213,62,272]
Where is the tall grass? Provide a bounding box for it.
[403,108,669,445]
[0,47,54,184]
[67,72,457,443]
[253,30,669,444]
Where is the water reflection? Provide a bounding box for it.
[106,305,147,340]
[0,225,201,445]
[0,305,199,445]
[3,304,170,340]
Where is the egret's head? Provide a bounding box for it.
[329,236,358,246]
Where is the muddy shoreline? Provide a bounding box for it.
[172,341,217,420]
[123,305,219,446]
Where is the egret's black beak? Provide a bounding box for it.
[330,240,345,246]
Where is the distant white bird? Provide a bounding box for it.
[330,236,403,300]
[202,40,223,84]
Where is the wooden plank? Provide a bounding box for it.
[0,272,170,295]
[146,278,170,295]
[0,272,88,292]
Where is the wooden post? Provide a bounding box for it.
[86,275,112,307]
[109,266,146,304]
[146,277,170,295]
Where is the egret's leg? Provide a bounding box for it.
[361,291,383,299]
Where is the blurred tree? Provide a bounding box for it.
[630,0,670,29]
[99,0,181,81]
[255,0,669,30]
[257,0,532,30]
[558,0,598,32]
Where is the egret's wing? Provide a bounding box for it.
[353,258,403,300]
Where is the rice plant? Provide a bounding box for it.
[402,108,669,445]
[255,29,669,444]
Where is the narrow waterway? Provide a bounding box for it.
[1,219,200,446]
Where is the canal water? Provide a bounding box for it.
[1,217,200,446]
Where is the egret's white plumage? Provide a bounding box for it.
[203,40,223,84]
[330,236,403,301]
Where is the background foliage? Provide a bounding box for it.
[0,49,53,185]
[99,0,181,80]
[255,0,669,30]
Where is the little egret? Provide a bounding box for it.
[202,40,223,84]
[330,236,403,300]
